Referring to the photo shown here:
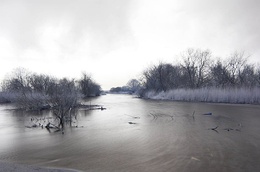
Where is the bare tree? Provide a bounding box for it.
[238,64,258,88]
[225,51,248,86]
[142,65,160,91]
[127,79,141,93]
[2,68,32,93]
[209,60,231,88]
[256,66,260,86]
[181,48,211,88]
[78,72,101,97]
[48,78,79,129]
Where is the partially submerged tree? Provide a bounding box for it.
[78,72,101,97]
[0,69,102,130]
[48,78,79,129]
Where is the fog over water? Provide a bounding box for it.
[0,94,260,171]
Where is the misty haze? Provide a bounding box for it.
[1,0,260,172]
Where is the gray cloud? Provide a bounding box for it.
[0,0,134,56]
[181,0,260,58]
[1,0,260,89]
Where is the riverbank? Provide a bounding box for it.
[144,87,260,104]
[0,161,79,172]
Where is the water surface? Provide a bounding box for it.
[0,94,260,172]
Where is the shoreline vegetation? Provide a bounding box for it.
[1,48,260,107]
[143,87,260,105]
[116,49,260,105]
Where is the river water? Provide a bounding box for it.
[0,94,260,172]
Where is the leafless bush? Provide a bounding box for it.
[0,69,102,129]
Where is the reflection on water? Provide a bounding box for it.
[0,94,260,171]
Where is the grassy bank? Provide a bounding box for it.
[144,87,260,104]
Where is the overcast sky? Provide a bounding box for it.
[1,0,260,90]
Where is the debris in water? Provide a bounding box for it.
[208,126,219,133]
[192,111,195,119]
[210,126,218,130]
[203,112,212,115]
[128,122,137,125]
[191,157,200,161]
[224,128,234,131]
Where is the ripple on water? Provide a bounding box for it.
[0,94,260,171]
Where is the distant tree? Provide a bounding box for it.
[78,72,101,97]
[225,51,248,86]
[78,73,92,97]
[28,74,55,94]
[209,60,231,88]
[2,68,32,93]
[256,66,260,86]
[180,48,211,88]
[238,64,258,88]
[141,63,186,93]
[156,63,172,91]
[110,87,122,92]
[127,79,141,93]
[142,65,159,91]
[164,65,184,89]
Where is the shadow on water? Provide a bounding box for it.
[0,94,260,172]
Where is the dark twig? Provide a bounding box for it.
[192,111,195,120]
[209,126,219,133]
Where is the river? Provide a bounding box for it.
[0,94,260,172]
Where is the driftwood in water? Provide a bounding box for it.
[203,112,212,115]
[211,126,218,130]
[25,124,38,128]
[128,122,137,125]
[192,111,195,120]
[78,104,106,110]
[45,122,60,130]
[209,126,219,133]
[224,128,234,131]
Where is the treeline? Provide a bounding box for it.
[0,68,101,108]
[125,48,260,104]
[110,79,141,94]
[139,49,260,94]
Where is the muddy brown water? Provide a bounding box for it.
[0,94,260,172]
